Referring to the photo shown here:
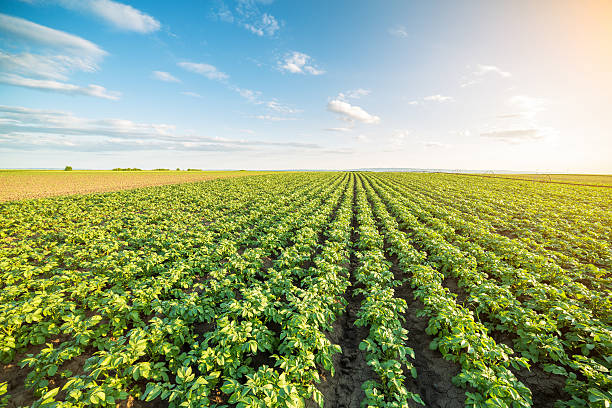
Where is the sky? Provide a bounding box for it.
[0,0,611,172]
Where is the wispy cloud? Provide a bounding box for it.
[480,128,545,143]
[233,86,298,115]
[243,13,279,36]
[506,95,547,118]
[407,94,453,105]
[0,73,120,100]
[390,130,410,147]
[180,91,202,98]
[24,0,160,33]
[480,126,557,144]
[324,127,352,132]
[152,70,181,83]
[423,94,453,102]
[0,51,98,80]
[481,95,554,143]
[178,62,229,81]
[338,89,371,100]
[279,51,324,75]
[388,25,408,38]
[461,64,511,87]
[265,100,299,114]
[0,105,320,152]
[0,14,119,99]
[0,13,107,57]
[460,79,479,88]
[176,60,297,117]
[253,115,296,121]
[212,0,281,37]
[327,96,380,124]
[474,64,511,78]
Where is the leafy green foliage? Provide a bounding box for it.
[1,172,609,408]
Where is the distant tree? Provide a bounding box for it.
[187,168,202,171]
[176,168,181,171]
[64,166,72,171]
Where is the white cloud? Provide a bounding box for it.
[253,115,295,121]
[232,86,261,102]
[215,0,281,37]
[327,98,380,124]
[210,3,234,23]
[0,13,106,58]
[388,25,408,38]
[0,51,98,80]
[480,127,556,143]
[81,0,160,33]
[461,64,511,87]
[460,79,479,88]
[178,62,229,81]
[390,130,410,147]
[152,70,180,83]
[178,61,297,118]
[181,91,202,98]
[0,105,320,152]
[407,101,419,105]
[0,14,119,99]
[266,100,299,114]
[337,88,371,100]
[423,94,453,102]
[230,86,298,117]
[24,0,160,33]
[243,13,279,36]
[507,95,547,118]
[0,73,120,100]
[279,51,324,75]
[324,127,352,132]
[474,64,511,78]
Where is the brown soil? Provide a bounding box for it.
[442,276,469,305]
[493,226,519,239]
[310,284,373,408]
[514,366,569,408]
[1,344,45,408]
[391,260,466,408]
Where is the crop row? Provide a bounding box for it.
[365,173,612,407]
[1,172,610,408]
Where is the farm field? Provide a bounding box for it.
[0,172,610,408]
[471,173,612,187]
[0,171,269,202]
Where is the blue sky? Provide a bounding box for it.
[1,0,611,171]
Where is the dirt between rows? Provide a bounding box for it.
[308,283,374,408]
[390,258,466,408]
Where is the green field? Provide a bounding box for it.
[0,173,610,408]
[473,173,612,187]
